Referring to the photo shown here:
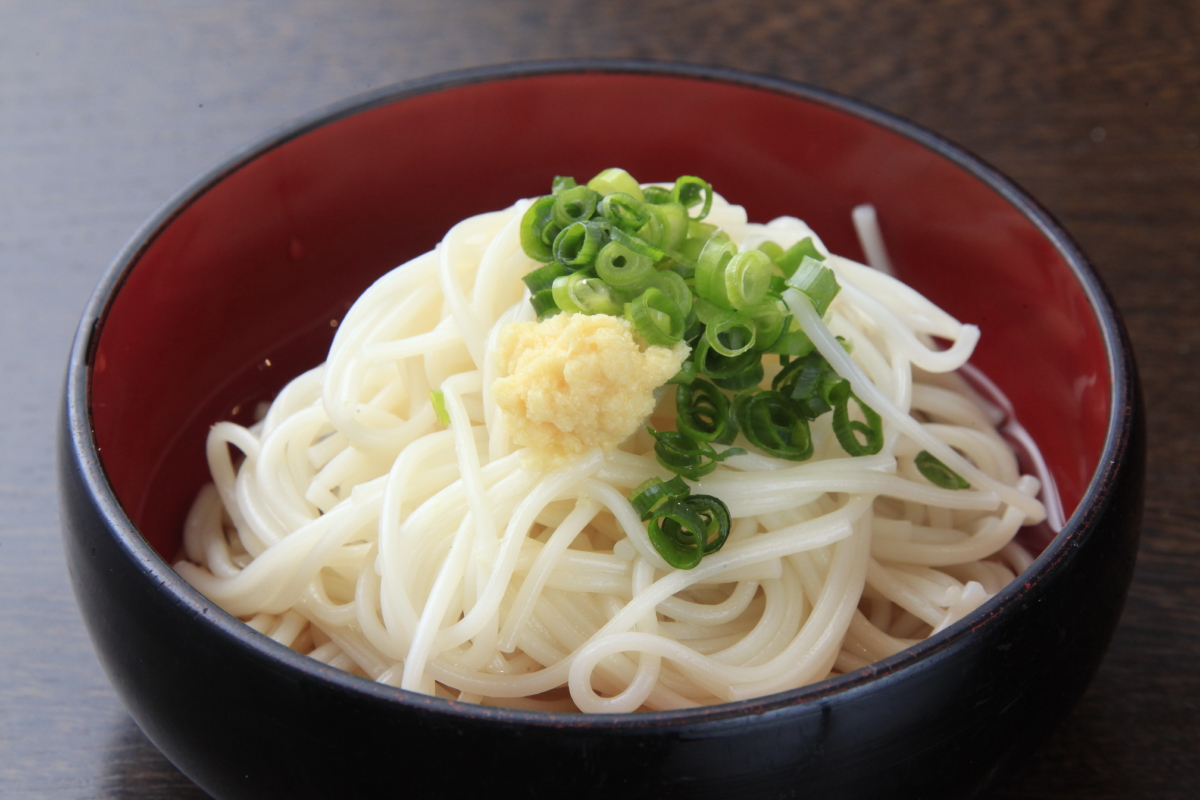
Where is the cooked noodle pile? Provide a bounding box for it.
[176,189,1047,713]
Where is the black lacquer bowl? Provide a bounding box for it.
[58,62,1143,800]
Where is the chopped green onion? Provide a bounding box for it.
[675,378,732,443]
[772,351,828,415]
[647,503,708,569]
[609,226,666,261]
[677,223,719,264]
[648,427,744,481]
[430,389,450,426]
[552,273,624,316]
[551,175,578,194]
[553,221,607,269]
[731,390,814,461]
[630,476,690,520]
[704,310,757,357]
[626,288,685,345]
[650,201,690,252]
[829,380,884,456]
[787,256,841,316]
[667,358,697,386]
[757,241,785,262]
[596,241,655,290]
[680,494,732,555]
[552,185,601,229]
[915,451,970,489]
[724,249,774,310]
[587,168,645,201]
[739,301,787,351]
[642,185,673,204]
[520,195,558,262]
[765,329,815,356]
[600,192,651,233]
[775,236,824,277]
[529,288,559,318]
[522,261,569,294]
[645,493,732,569]
[671,176,713,220]
[693,334,760,380]
[692,334,764,391]
[646,270,693,318]
[695,237,739,309]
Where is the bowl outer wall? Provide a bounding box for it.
[58,62,1144,800]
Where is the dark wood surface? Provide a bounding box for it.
[2,1,1196,797]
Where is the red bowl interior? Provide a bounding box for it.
[89,69,1111,559]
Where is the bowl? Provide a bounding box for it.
[58,61,1143,800]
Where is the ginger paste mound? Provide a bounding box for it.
[492,313,689,470]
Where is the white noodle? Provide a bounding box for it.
[176,191,1051,711]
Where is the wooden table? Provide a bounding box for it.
[2,2,1196,797]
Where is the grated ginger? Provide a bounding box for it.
[491,313,689,471]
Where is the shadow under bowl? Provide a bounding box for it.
[58,61,1143,800]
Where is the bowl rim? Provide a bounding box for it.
[64,58,1135,730]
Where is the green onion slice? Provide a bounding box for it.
[650,201,690,252]
[646,269,693,318]
[530,288,559,318]
[609,226,667,262]
[648,427,744,481]
[704,310,757,357]
[764,324,815,357]
[552,185,601,229]
[553,221,607,269]
[626,288,685,346]
[676,378,732,443]
[647,503,708,570]
[731,390,814,461]
[552,273,625,316]
[430,389,450,426]
[671,176,713,220]
[772,350,839,419]
[787,256,841,316]
[587,168,645,201]
[551,175,578,194]
[738,301,787,352]
[667,358,698,386]
[600,192,651,233]
[630,476,691,521]
[758,241,785,262]
[695,237,738,309]
[829,380,884,456]
[692,334,764,391]
[775,236,824,277]
[693,334,760,380]
[724,249,773,309]
[915,451,970,489]
[680,494,732,555]
[642,185,672,204]
[646,494,732,569]
[596,241,655,290]
[519,195,558,262]
[522,261,569,294]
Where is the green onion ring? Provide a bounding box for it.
[626,287,685,345]
[553,221,608,269]
[630,476,691,521]
[731,390,814,461]
[675,378,732,443]
[829,380,884,456]
[596,241,655,290]
[519,195,558,262]
[915,450,970,489]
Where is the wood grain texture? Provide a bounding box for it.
[1,1,1195,797]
